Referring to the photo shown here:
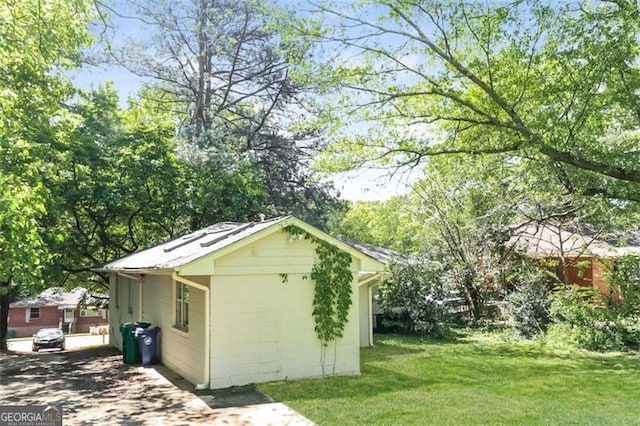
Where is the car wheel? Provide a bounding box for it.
[60,345,65,351]
[32,346,38,352]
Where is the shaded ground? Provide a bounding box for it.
[0,347,314,425]
[0,347,216,424]
[157,365,274,409]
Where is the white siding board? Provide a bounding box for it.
[110,228,365,389]
[359,285,371,347]
[108,274,120,350]
[139,274,207,386]
[109,275,140,351]
[210,230,360,388]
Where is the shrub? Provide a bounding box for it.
[549,285,640,351]
[505,264,551,338]
[606,255,640,315]
[376,261,450,336]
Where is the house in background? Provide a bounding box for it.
[9,288,108,338]
[509,224,640,295]
[99,216,386,389]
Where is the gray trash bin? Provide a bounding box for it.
[137,327,161,366]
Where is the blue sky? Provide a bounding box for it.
[70,0,418,201]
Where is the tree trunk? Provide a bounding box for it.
[0,280,11,352]
[462,272,482,321]
[467,286,482,321]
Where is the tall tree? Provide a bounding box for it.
[308,0,640,205]
[331,197,420,253]
[45,86,189,287]
[98,0,344,227]
[0,0,93,350]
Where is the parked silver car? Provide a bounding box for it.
[32,328,65,352]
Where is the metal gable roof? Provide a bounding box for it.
[101,216,290,271]
[100,215,388,274]
[341,239,410,265]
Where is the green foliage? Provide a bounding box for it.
[0,177,48,285]
[606,255,640,315]
[307,0,640,209]
[408,163,519,321]
[44,86,189,286]
[550,286,607,327]
[376,261,450,336]
[505,262,552,338]
[260,332,640,424]
[101,0,343,230]
[330,197,420,253]
[549,285,640,352]
[0,0,94,350]
[284,225,353,352]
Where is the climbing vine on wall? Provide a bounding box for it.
[283,225,353,352]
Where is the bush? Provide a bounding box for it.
[606,255,640,316]
[549,285,640,351]
[506,264,551,338]
[376,261,450,336]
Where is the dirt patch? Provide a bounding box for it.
[0,347,213,424]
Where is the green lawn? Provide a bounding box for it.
[259,333,640,425]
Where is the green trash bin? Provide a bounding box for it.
[7,330,16,339]
[119,322,151,365]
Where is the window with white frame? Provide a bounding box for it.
[29,308,40,320]
[175,282,189,330]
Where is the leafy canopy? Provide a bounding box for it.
[306,1,640,205]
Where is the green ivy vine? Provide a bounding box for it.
[284,225,353,352]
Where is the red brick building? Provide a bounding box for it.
[9,289,108,338]
[510,224,640,295]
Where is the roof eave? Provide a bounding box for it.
[92,266,175,275]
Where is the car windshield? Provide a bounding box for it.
[36,329,63,338]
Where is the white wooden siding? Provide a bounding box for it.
[210,230,360,388]
[359,285,372,347]
[108,273,207,385]
[140,274,207,386]
[108,274,140,350]
[108,229,365,389]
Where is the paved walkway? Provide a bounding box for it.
[149,365,314,425]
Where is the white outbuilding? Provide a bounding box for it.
[100,216,387,389]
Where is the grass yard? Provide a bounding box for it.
[259,332,640,425]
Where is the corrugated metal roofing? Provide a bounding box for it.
[102,216,290,271]
[342,239,415,265]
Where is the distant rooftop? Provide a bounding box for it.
[10,288,107,309]
[509,223,640,258]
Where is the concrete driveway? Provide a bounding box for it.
[0,347,314,425]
